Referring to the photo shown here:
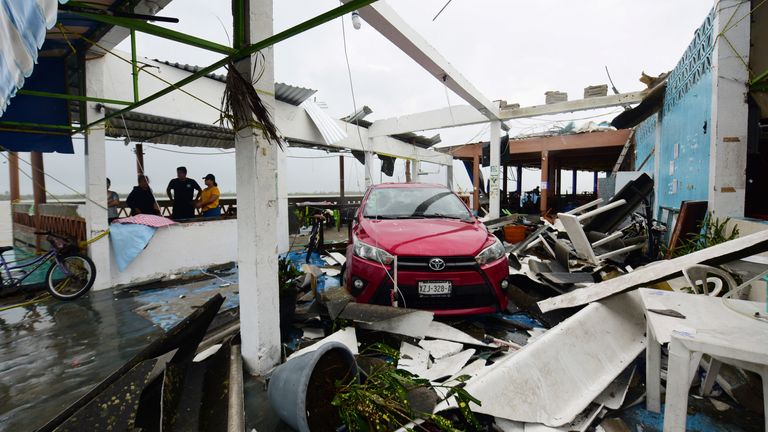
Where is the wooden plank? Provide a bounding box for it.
[509,129,632,154]
[538,229,768,312]
[665,201,708,258]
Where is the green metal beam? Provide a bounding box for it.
[81,0,377,132]
[17,90,132,105]
[131,29,139,103]
[0,121,77,131]
[70,10,236,55]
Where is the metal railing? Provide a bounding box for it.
[115,198,237,219]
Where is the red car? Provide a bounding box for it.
[344,183,509,316]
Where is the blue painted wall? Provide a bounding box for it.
[633,8,715,215]
[657,70,712,210]
[634,114,657,178]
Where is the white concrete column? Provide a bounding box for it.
[410,159,420,182]
[276,147,289,254]
[488,120,501,219]
[236,0,281,375]
[84,57,112,291]
[364,151,374,188]
[708,0,750,218]
[446,162,454,190]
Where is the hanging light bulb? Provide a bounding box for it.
[351,10,362,30]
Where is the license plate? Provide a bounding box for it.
[418,281,452,297]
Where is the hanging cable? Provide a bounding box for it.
[0,152,66,206]
[442,75,457,126]
[340,14,368,154]
[432,0,454,21]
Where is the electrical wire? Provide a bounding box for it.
[340,14,368,155]
[432,0,454,21]
[0,152,78,207]
[57,24,230,120]
[443,76,457,126]
[0,292,51,313]
[142,144,235,155]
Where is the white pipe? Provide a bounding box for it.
[576,199,627,222]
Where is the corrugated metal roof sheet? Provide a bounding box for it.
[340,114,440,149]
[152,59,317,106]
[300,99,348,145]
[105,108,235,148]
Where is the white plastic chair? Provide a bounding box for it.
[681,264,738,297]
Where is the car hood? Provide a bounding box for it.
[358,218,491,256]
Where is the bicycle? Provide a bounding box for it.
[0,232,97,300]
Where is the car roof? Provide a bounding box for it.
[370,182,448,190]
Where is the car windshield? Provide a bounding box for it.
[363,187,472,220]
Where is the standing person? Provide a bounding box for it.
[196,174,221,217]
[126,175,161,216]
[166,166,201,220]
[107,178,120,223]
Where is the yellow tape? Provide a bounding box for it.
[79,229,110,248]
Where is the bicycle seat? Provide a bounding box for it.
[0,246,12,254]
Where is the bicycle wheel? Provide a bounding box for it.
[46,254,96,300]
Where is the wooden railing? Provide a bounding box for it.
[12,211,86,245]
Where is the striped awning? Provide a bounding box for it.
[0,0,67,115]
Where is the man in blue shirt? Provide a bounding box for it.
[166,166,202,220]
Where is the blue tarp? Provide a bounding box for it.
[109,223,157,272]
[0,56,73,153]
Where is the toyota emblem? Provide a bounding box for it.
[428,258,446,271]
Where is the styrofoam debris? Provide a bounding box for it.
[418,339,463,360]
[329,252,347,265]
[193,344,222,363]
[398,342,429,376]
[301,327,325,340]
[323,268,341,276]
[494,418,525,431]
[287,327,358,360]
[421,349,475,382]
[423,320,489,346]
[594,366,635,409]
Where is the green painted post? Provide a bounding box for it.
[232,0,245,49]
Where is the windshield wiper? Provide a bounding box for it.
[413,213,474,222]
[367,215,422,220]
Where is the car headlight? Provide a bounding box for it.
[475,237,506,265]
[353,235,394,265]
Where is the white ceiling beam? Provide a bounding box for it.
[368,105,487,137]
[367,90,649,137]
[100,52,452,165]
[499,90,648,120]
[344,0,503,122]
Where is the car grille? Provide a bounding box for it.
[396,256,477,272]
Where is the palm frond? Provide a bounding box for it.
[220,56,282,148]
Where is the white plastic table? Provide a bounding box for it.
[638,288,768,432]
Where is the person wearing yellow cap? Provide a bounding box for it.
[196,174,221,217]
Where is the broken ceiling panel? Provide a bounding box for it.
[434,291,645,427]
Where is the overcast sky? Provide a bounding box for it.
[1,0,714,198]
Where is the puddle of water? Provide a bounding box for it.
[0,289,163,431]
